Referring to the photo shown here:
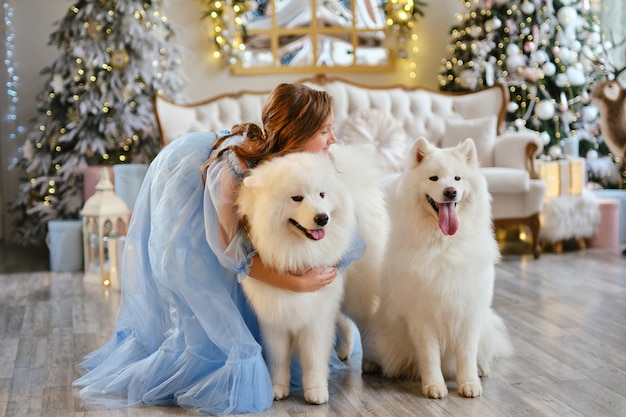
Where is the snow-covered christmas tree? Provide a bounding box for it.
[9,0,186,245]
[438,0,604,158]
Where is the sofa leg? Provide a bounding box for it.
[529,213,541,259]
[553,241,563,254]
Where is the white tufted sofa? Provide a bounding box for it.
[154,75,546,258]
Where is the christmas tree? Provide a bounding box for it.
[9,0,186,245]
[438,0,604,158]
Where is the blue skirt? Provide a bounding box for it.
[73,132,356,415]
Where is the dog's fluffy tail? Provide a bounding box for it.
[331,144,391,191]
[361,310,420,380]
[476,310,514,377]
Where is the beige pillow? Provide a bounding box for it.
[442,116,497,167]
[338,109,410,173]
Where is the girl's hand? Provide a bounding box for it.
[248,255,337,293]
[289,266,337,292]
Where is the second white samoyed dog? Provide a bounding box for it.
[237,145,388,405]
[363,137,512,399]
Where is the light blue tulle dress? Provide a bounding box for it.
[73,131,364,415]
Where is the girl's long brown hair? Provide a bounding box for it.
[201,83,333,182]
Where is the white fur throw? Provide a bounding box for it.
[540,189,600,242]
[338,108,410,174]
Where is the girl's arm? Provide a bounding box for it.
[248,255,337,292]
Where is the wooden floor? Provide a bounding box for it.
[1,246,625,417]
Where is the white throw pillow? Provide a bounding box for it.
[442,116,497,167]
[338,109,410,173]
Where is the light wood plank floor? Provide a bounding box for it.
[1,247,625,417]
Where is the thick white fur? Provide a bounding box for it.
[331,145,390,347]
[362,137,513,399]
[237,145,388,405]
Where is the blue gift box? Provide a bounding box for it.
[593,189,626,244]
[47,219,83,272]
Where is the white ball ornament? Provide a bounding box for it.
[459,69,475,89]
[532,50,549,65]
[548,145,563,159]
[557,47,572,65]
[520,1,535,14]
[581,105,598,121]
[542,62,556,76]
[586,149,598,160]
[557,6,577,27]
[535,100,555,120]
[555,73,569,88]
[506,44,520,56]
[540,131,551,145]
[507,101,520,113]
[507,54,527,73]
[484,17,502,32]
[566,66,585,86]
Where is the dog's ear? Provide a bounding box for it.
[242,172,263,189]
[413,136,431,164]
[457,138,479,166]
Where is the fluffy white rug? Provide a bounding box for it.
[540,189,600,242]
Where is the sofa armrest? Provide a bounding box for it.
[494,132,544,178]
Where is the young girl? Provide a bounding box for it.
[74,83,365,415]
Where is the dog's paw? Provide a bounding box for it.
[304,386,329,404]
[335,335,354,361]
[478,362,491,377]
[361,359,381,374]
[335,315,354,361]
[272,384,290,401]
[423,382,448,399]
[458,380,482,398]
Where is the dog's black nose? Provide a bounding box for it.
[443,187,457,200]
[314,214,329,226]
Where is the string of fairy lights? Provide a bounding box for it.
[3,1,25,165]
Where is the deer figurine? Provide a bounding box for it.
[590,69,626,163]
[589,40,626,255]
[589,36,626,164]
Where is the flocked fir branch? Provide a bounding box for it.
[438,0,605,159]
[8,0,186,245]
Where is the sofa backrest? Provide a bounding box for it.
[154,75,508,149]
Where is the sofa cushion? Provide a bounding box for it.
[441,116,497,167]
[338,108,410,173]
[482,167,530,193]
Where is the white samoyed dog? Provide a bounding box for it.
[237,145,388,405]
[362,137,512,399]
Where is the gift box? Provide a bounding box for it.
[536,157,586,198]
[593,189,626,244]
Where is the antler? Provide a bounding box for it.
[604,31,626,80]
[585,30,626,81]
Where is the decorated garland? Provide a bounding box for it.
[199,0,426,65]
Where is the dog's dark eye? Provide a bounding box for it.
[291,196,303,202]
[320,192,325,198]
[455,176,461,181]
[429,176,438,182]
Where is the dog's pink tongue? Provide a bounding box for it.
[438,203,458,236]
[309,228,325,240]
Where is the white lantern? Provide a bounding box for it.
[81,168,129,289]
